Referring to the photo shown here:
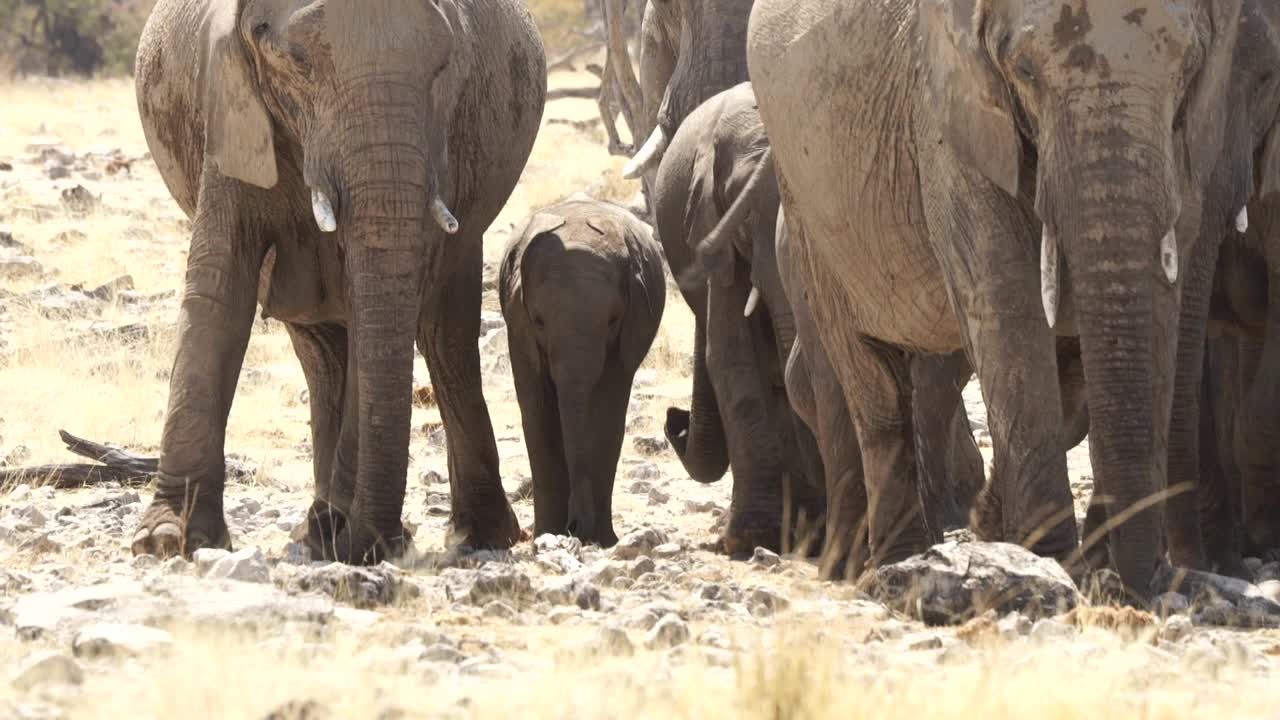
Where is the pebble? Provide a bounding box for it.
[419,470,447,486]
[749,547,781,569]
[632,436,669,455]
[611,527,667,560]
[1161,615,1193,643]
[647,488,671,505]
[596,626,635,656]
[482,601,518,620]
[73,623,174,658]
[537,576,601,610]
[749,587,790,616]
[423,643,467,664]
[192,548,231,575]
[205,547,270,584]
[1152,592,1191,618]
[628,463,661,480]
[10,652,84,690]
[644,613,690,649]
[443,562,534,605]
[652,543,682,560]
[287,562,416,608]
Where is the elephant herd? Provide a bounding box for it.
[123,0,1280,608]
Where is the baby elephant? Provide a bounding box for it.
[500,199,667,546]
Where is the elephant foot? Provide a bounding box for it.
[566,520,619,549]
[968,481,1003,542]
[131,488,231,559]
[327,521,413,566]
[293,499,348,559]
[721,510,783,558]
[447,493,525,550]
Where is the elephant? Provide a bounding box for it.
[624,0,753,181]
[129,0,546,563]
[1156,0,1280,578]
[499,199,666,547]
[744,0,1249,600]
[663,81,985,561]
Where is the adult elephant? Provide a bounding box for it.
[130,0,545,563]
[672,82,984,562]
[1159,0,1280,577]
[745,0,1247,600]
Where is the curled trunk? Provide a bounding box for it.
[667,311,731,482]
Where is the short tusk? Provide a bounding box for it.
[311,189,337,233]
[622,126,669,179]
[1040,225,1058,329]
[1236,206,1249,234]
[1161,229,1178,284]
[744,287,761,317]
[431,197,460,234]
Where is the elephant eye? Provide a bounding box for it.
[1013,56,1036,83]
[533,314,545,330]
[252,21,271,41]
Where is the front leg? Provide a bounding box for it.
[508,338,571,538]
[132,175,270,558]
[927,201,1078,561]
[419,236,521,549]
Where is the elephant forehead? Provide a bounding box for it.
[323,1,441,55]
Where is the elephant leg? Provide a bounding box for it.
[842,339,927,567]
[963,309,1075,558]
[418,239,521,549]
[285,322,355,555]
[509,347,570,538]
[912,351,978,536]
[790,339,869,580]
[305,333,363,559]
[1057,337,1090,450]
[1234,330,1280,560]
[706,265,785,556]
[1199,336,1249,578]
[132,181,268,558]
[584,364,633,547]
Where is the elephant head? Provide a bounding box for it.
[200,0,462,550]
[624,0,754,179]
[919,0,1242,588]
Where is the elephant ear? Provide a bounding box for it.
[1185,0,1243,185]
[621,220,666,367]
[919,0,1021,198]
[199,0,277,189]
[1258,116,1280,200]
[684,138,735,287]
[508,211,567,306]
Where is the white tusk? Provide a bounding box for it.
[1040,225,1059,329]
[744,287,761,317]
[1161,228,1178,284]
[622,126,669,179]
[1236,206,1249,234]
[431,197,460,234]
[311,189,337,233]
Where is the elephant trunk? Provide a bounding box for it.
[552,344,608,540]
[667,310,731,482]
[338,102,438,552]
[1046,131,1180,595]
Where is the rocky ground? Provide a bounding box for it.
[2,77,1280,719]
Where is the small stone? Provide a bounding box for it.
[1152,592,1191,618]
[749,547,781,568]
[161,556,191,575]
[1161,615,1193,643]
[423,643,467,664]
[632,436,670,456]
[611,527,667,560]
[537,576,601,610]
[534,534,583,558]
[482,601,518,620]
[10,652,84,690]
[443,562,533,605]
[596,626,634,655]
[629,481,653,495]
[628,556,656,579]
[205,547,270,583]
[629,463,661,480]
[698,629,730,650]
[44,162,70,179]
[73,623,173,658]
[419,470,446,486]
[749,587,790,616]
[1030,618,1074,642]
[906,635,944,651]
[192,548,231,575]
[652,543,682,560]
[288,562,417,608]
[130,554,160,571]
[647,488,670,505]
[549,607,581,625]
[684,499,717,514]
[644,613,690,649]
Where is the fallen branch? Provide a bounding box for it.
[548,86,601,101]
[0,430,256,490]
[547,41,604,72]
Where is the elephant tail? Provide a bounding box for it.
[683,146,775,288]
